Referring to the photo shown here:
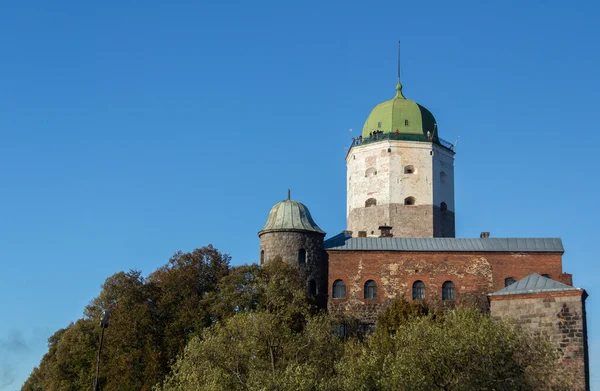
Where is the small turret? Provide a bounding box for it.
[258,192,328,309]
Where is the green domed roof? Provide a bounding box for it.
[362,81,438,139]
[259,199,325,236]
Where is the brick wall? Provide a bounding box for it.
[490,292,589,391]
[327,250,564,322]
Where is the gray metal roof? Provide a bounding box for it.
[323,236,563,253]
[259,200,325,235]
[489,274,581,296]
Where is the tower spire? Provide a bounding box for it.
[397,40,401,83]
[395,41,405,99]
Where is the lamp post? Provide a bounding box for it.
[93,309,110,391]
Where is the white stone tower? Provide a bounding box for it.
[346,79,455,238]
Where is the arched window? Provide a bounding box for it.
[365,198,377,207]
[377,121,382,129]
[412,280,425,300]
[309,280,317,296]
[365,167,377,177]
[364,280,377,299]
[440,202,448,212]
[404,197,415,206]
[442,281,455,301]
[332,280,346,298]
[505,277,516,287]
[260,250,265,265]
[440,171,447,184]
[298,249,306,264]
[404,119,409,126]
[404,165,415,174]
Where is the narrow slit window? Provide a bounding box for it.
[298,249,306,264]
[309,280,317,296]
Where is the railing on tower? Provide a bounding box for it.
[349,131,454,151]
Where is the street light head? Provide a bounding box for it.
[100,309,111,328]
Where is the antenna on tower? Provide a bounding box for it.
[397,40,401,82]
[287,189,291,200]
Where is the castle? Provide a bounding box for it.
[257,72,590,390]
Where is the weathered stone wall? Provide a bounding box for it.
[490,292,589,391]
[346,139,455,238]
[348,204,435,238]
[327,249,564,323]
[259,230,328,309]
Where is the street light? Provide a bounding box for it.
[93,309,110,391]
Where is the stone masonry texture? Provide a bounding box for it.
[490,292,589,391]
[259,230,328,309]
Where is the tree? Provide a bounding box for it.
[334,305,573,391]
[22,245,232,391]
[158,262,340,391]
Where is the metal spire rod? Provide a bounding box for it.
[397,40,401,82]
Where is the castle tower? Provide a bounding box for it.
[347,79,455,238]
[258,193,328,308]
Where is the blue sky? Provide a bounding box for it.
[1,0,599,389]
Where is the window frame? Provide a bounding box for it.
[412,280,425,300]
[442,281,455,301]
[309,279,317,296]
[364,280,377,299]
[332,280,346,299]
[298,248,306,264]
[505,277,517,287]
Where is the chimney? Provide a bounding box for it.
[480,232,490,238]
[358,231,367,238]
[379,225,393,238]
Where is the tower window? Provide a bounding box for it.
[298,249,306,264]
[364,280,377,299]
[412,280,425,300]
[404,197,415,206]
[387,148,391,153]
[377,122,382,128]
[505,277,516,287]
[404,165,415,174]
[365,198,377,207]
[404,119,409,126]
[440,171,447,184]
[260,250,265,265]
[309,280,317,296]
[333,280,346,298]
[442,281,455,300]
[440,202,448,212]
[365,167,377,177]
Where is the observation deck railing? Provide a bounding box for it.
[349,132,454,152]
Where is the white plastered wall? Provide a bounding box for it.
[346,140,455,232]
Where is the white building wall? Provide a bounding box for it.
[346,140,455,237]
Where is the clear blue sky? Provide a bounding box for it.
[1,1,599,389]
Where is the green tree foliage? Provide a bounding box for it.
[22,245,231,391]
[335,304,572,391]
[158,262,340,391]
